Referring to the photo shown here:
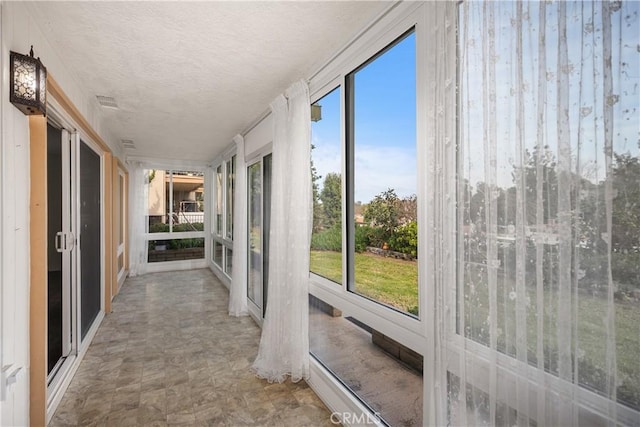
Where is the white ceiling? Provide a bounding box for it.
[28,1,392,163]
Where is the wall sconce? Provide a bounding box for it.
[10,46,47,116]
[311,103,322,122]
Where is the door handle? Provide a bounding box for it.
[55,232,64,253]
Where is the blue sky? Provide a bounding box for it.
[311,32,417,203]
[460,0,639,189]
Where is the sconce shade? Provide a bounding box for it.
[311,103,322,122]
[10,47,47,116]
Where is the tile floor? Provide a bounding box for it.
[50,269,334,426]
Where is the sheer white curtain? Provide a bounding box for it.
[229,134,249,317]
[253,80,312,383]
[427,1,639,426]
[127,161,149,277]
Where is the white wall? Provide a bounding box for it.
[244,114,272,160]
[0,3,119,424]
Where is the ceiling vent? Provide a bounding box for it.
[96,95,118,109]
[121,139,136,150]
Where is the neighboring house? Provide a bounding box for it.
[148,170,204,226]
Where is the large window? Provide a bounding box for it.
[309,25,423,427]
[310,88,342,284]
[347,29,418,316]
[455,0,639,423]
[146,169,205,263]
[306,2,638,425]
[212,155,236,276]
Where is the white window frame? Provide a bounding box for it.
[116,167,127,287]
[144,167,207,273]
[245,149,272,322]
[308,1,428,358]
[211,146,236,279]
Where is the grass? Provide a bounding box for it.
[310,250,418,313]
[310,250,640,410]
[464,265,640,408]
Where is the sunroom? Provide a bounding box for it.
[0,1,638,426]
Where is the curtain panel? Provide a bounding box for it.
[127,162,149,277]
[252,80,312,383]
[427,1,639,425]
[229,134,249,316]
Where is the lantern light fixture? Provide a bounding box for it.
[311,103,322,122]
[10,45,47,116]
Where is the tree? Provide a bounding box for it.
[310,144,324,232]
[398,194,417,223]
[611,153,640,251]
[320,173,342,229]
[364,189,400,246]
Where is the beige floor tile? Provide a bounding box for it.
[50,269,332,426]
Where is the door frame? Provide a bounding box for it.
[40,96,107,424]
[44,116,77,399]
[246,151,272,324]
[74,134,105,346]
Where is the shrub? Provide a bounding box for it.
[364,226,388,249]
[311,225,372,253]
[389,221,418,257]
[355,226,372,252]
[148,222,204,233]
[149,223,170,233]
[311,226,342,252]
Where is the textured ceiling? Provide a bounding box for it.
[28,1,392,163]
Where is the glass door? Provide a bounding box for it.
[46,122,74,383]
[247,161,263,311]
[247,154,272,317]
[79,140,102,340]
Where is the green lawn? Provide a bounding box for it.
[310,249,640,409]
[310,250,418,314]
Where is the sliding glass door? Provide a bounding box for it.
[79,140,102,339]
[247,154,272,317]
[46,123,74,381]
[46,120,103,398]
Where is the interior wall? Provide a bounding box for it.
[1,3,35,425]
[0,3,126,424]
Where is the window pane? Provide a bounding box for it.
[212,240,222,267]
[263,154,272,315]
[118,174,124,245]
[310,88,342,285]
[226,156,235,240]
[225,247,233,276]
[173,170,204,231]
[147,169,204,233]
[216,165,223,235]
[248,162,262,308]
[148,238,205,263]
[348,30,418,316]
[458,0,639,412]
[310,295,423,425]
[147,169,166,232]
